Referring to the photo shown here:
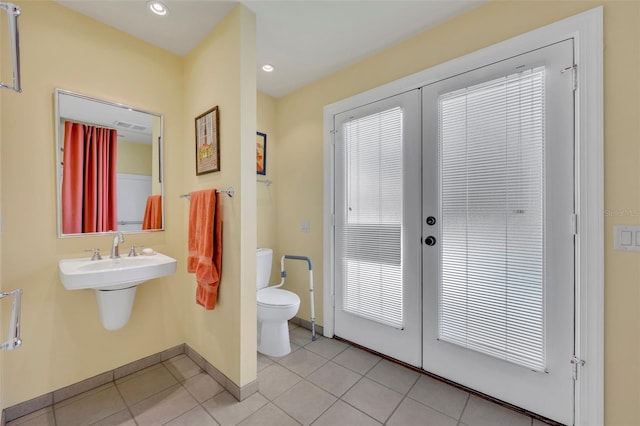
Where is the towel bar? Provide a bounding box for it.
[180,187,235,200]
[0,289,22,350]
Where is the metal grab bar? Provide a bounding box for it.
[0,2,21,93]
[270,255,316,341]
[0,289,22,350]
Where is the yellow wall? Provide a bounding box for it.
[257,91,280,284]
[0,1,182,407]
[117,140,152,176]
[181,5,257,387]
[275,1,639,424]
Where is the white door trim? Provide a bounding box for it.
[323,7,603,425]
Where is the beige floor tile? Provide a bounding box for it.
[257,364,302,400]
[289,327,314,347]
[183,372,225,403]
[130,384,198,426]
[163,405,219,426]
[341,377,403,423]
[312,400,381,426]
[237,403,300,426]
[365,359,420,394]
[54,384,126,426]
[6,408,55,426]
[460,395,532,426]
[257,352,274,372]
[267,342,301,361]
[304,337,349,360]
[90,409,136,426]
[277,348,327,377]
[306,361,361,397]
[202,391,268,426]
[163,354,203,382]
[387,397,458,426]
[273,381,336,426]
[332,346,381,375]
[116,364,178,405]
[407,375,469,419]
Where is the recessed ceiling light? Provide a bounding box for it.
[262,64,274,72]
[147,1,168,16]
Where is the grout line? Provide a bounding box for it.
[338,395,386,425]
[112,381,138,426]
[457,393,471,426]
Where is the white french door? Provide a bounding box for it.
[422,40,575,425]
[333,40,576,424]
[333,91,422,367]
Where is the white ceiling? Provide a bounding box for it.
[53,1,484,98]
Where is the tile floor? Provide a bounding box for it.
[7,323,548,426]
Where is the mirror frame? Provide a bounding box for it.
[54,88,165,238]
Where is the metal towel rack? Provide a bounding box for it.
[0,2,21,93]
[0,289,22,350]
[180,187,235,200]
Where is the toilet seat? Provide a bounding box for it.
[257,288,300,308]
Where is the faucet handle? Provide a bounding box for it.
[83,248,102,261]
[128,245,143,257]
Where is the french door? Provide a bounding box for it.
[333,91,422,367]
[334,40,576,424]
[422,39,575,424]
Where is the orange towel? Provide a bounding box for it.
[187,189,223,310]
[142,195,163,230]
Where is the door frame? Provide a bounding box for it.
[323,7,603,425]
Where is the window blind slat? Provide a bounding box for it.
[438,67,546,371]
[338,107,404,329]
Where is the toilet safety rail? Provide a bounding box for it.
[0,289,22,350]
[274,255,316,341]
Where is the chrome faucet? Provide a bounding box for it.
[110,232,124,259]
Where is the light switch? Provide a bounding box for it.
[300,220,310,233]
[614,225,640,252]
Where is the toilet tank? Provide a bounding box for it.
[256,248,273,290]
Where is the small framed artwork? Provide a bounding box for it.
[195,106,220,175]
[256,132,267,175]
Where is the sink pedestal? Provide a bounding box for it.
[95,287,137,331]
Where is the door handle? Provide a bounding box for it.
[424,236,437,246]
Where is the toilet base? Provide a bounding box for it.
[257,320,291,357]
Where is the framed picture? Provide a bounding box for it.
[256,132,267,175]
[195,106,220,175]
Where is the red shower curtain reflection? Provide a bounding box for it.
[62,121,118,234]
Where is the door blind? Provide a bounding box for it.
[438,67,546,371]
[338,107,404,329]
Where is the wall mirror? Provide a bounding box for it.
[55,89,164,237]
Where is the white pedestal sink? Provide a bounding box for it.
[59,253,177,330]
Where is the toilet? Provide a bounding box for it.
[257,248,300,357]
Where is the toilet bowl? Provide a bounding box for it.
[257,248,300,357]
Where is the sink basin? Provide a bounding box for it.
[59,253,177,331]
[59,253,177,291]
